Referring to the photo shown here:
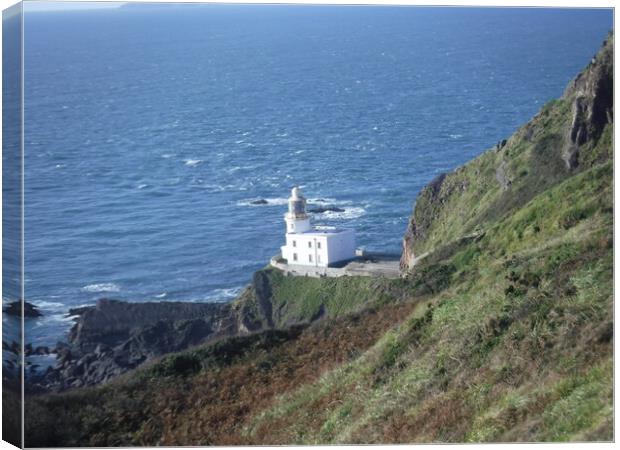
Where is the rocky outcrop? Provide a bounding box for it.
[3,301,42,317]
[32,299,238,391]
[307,206,345,213]
[400,173,456,269]
[32,269,301,391]
[400,34,613,272]
[67,298,233,352]
[562,34,613,169]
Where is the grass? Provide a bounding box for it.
[232,266,410,330]
[240,158,613,444]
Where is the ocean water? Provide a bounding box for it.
[14,4,612,347]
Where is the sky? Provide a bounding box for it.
[23,1,124,12]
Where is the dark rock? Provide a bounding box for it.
[33,346,50,355]
[67,298,230,351]
[253,271,274,328]
[307,206,345,213]
[400,173,447,270]
[562,34,613,169]
[40,298,240,390]
[250,199,268,205]
[3,301,42,317]
[2,340,19,355]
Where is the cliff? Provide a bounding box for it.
[33,268,406,390]
[401,34,613,270]
[24,35,613,445]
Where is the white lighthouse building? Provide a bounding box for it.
[280,187,356,267]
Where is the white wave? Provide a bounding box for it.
[33,300,64,310]
[206,287,243,301]
[46,313,78,324]
[161,153,175,159]
[276,132,288,137]
[137,184,149,189]
[314,206,366,220]
[184,159,203,167]
[449,134,463,139]
[81,283,120,293]
[201,184,238,193]
[155,292,167,298]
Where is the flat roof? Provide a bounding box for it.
[289,227,354,236]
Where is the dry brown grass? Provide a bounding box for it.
[26,298,417,447]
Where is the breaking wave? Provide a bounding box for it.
[81,283,120,293]
[313,206,366,220]
[184,159,203,167]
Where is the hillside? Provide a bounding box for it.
[24,35,613,446]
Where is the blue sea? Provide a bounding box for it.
[13,4,613,348]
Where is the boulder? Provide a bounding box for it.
[3,301,42,317]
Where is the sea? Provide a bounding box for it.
[6,4,614,351]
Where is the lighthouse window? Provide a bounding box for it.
[293,253,298,261]
[309,255,313,262]
[308,242,312,248]
[317,242,321,249]
[292,240,296,247]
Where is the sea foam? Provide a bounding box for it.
[81,283,120,293]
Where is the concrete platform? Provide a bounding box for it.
[270,253,402,279]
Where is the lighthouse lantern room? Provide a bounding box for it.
[280,187,356,268]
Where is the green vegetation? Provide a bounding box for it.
[242,158,612,443]
[259,267,408,323]
[24,35,613,445]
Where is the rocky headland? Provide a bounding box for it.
[32,299,235,390]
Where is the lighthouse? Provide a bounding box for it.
[284,187,311,234]
[280,187,356,267]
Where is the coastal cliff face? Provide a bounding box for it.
[401,34,613,270]
[25,36,613,446]
[34,269,406,390]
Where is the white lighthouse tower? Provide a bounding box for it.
[284,187,311,234]
[280,187,356,267]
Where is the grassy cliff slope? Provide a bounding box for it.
[24,35,613,446]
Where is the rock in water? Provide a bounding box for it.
[3,301,42,317]
[307,206,345,213]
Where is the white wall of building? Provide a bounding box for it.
[325,230,356,265]
[281,233,329,267]
[281,229,356,267]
